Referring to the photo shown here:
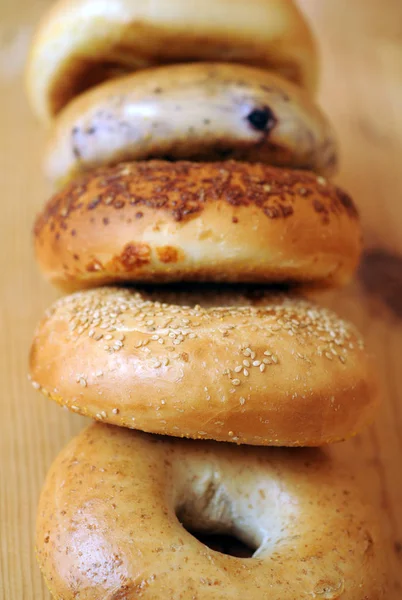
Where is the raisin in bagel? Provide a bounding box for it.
[46,63,336,185]
[29,287,378,446]
[26,0,318,123]
[36,423,387,599]
[34,161,360,290]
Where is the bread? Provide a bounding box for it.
[29,287,378,446]
[26,0,318,123]
[36,423,388,599]
[45,63,336,184]
[34,161,360,290]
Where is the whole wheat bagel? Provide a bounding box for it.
[46,63,336,184]
[36,423,387,599]
[34,161,360,290]
[29,287,377,446]
[26,0,318,123]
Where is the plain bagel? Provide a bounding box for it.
[29,287,378,446]
[45,63,337,184]
[26,0,318,123]
[34,161,361,290]
[36,423,387,599]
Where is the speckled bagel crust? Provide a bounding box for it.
[36,423,388,600]
[26,0,318,123]
[46,63,337,184]
[34,161,361,290]
[29,287,378,446]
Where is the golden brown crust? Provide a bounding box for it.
[26,0,318,122]
[29,287,378,446]
[45,63,337,184]
[34,161,361,290]
[36,423,388,599]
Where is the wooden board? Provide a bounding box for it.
[1,0,401,596]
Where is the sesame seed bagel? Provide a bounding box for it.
[34,161,361,290]
[29,287,378,446]
[36,423,388,600]
[46,63,336,185]
[26,0,318,123]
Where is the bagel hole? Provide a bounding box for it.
[182,523,257,558]
[175,481,259,559]
[186,529,255,558]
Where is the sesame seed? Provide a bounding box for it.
[79,377,87,387]
[252,360,261,366]
[231,379,241,386]
[112,408,119,415]
[234,365,242,373]
[260,364,266,372]
[243,369,249,377]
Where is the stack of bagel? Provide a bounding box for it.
[26,1,388,598]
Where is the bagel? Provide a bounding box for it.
[26,0,318,123]
[45,63,336,184]
[36,423,387,599]
[29,287,378,446]
[34,161,360,290]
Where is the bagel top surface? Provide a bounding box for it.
[26,0,318,123]
[34,161,361,290]
[46,63,336,183]
[29,287,378,446]
[36,423,388,600]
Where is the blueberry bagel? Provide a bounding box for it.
[46,63,336,185]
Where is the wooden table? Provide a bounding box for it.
[1,0,401,596]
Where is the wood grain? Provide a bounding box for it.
[0,0,401,597]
